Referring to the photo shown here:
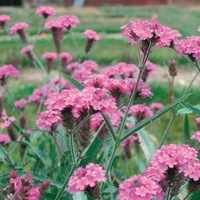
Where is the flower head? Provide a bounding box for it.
[68,163,106,194]
[150,102,164,113]
[60,52,73,64]
[192,131,200,143]
[42,52,57,61]
[58,15,79,30]
[36,5,56,19]
[0,64,19,80]
[195,117,200,130]
[0,133,11,143]
[83,29,101,41]
[20,45,34,54]
[0,14,10,28]
[14,99,27,109]
[10,22,28,34]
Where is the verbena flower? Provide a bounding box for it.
[0,14,10,28]
[195,117,200,130]
[0,64,19,79]
[58,15,79,30]
[0,133,11,143]
[118,174,162,200]
[0,112,15,129]
[14,98,27,109]
[192,131,200,143]
[42,52,57,73]
[141,60,158,81]
[60,52,73,70]
[175,36,200,62]
[122,19,181,48]
[150,102,164,113]
[36,5,56,19]
[83,29,101,53]
[68,163,106,194]
[10,22,28,43]
[20,45,34,60]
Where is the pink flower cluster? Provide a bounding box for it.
[175,36,200,61]
[20,45,34,54]
[83,29,101,41]
[122,19,181,47]
[120,135,137,148]
[5,171,50,200]
[0,14,10,28]
[60,52,73,64]
[58,15,79,30]
[36,5,56,19]
[14,98,27,109]
[0,133,10,143]
[196,117,200,130]
[192,131,200,143]
[150,102,164,113]
[118,174,163,200]
[42,52,57,61]
[10,22,28,34]
[0,112,15,129]
[68,163,106,194]
[0,64,19,79]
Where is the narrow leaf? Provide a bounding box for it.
[180,102,200,116]
[101,113,116,141]
[121,94,191,142]
[73,192,88,200]
[177,104,200,115]
[137,128,156,161]
[13,123,30,142]
[184,114,190,139]
[62,73,84,90]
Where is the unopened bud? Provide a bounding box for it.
[168,60,177,77]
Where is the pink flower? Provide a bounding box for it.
[42,52,57,61]
[122,19,181,47]
[150,102,164,113]
[25,187,40,200]
[68,163,106,194]
[0,14,10,28]
[14,99,27,109]
[192,131,200,143]
[59,52,73,64]
[58,15,79,30]
[0,112,15,129]
[195,117,200,130]
[175,36,200,61]
[36,110,62,132]
[10,22,28,34]
[0,64,19,79]
[83,29,101,41]
[118,174,162,200]
[182,161,200,181]
[45,20,64,31]
[129,104,153,122]
[36,5,56,19]
[20,45,34,54]
[0,133,10,143]
[121,135,137,148]
[9,177,22,191]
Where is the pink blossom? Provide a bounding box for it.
[10,22,28,34]
[150,102,164,113]
[68,163,106,194]
[195,117,200,130]
[0,14,10,28]
[9,177,22,191]
[0,112,15,129]
[0,133,11,143]
[45,20,64,31]
[58,15,79,30]
[175,36,200,61]
[0,64,19,79]
[20,45,34,54]
[182,161,200,181]
[83,29,101,41]
[14,99,27,109]
[144,60,158,77]
[118,174,162,200]
[42,52,57,60]
[25,187,40,200]
[36,110,62,132]
[122,19,181,47]
[129,104,153,122]
[36,5,56,19]
[151,144,198,173]
[192,131,200,143]
[121,135,137,147]
[59,52,73,64]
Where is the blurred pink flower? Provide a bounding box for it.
[36,5,56,19]
[0,64,19,79]
[196,117,200,130]
[83,29,101,41]
[20,45,34,54]
[150,102,164,113]
[14,98,27,109]
[175,36,200,61]
[59,52,73,64]
[0,14,10,28]
[42,52,57,61]
[192,131,200,143]
[58,15,79,30]
[68,163,106,194]
[121,135,138,148]
[10,22,28,34]
[0,133,10,143]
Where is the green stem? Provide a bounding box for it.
[165,187,171,200]
[69,133,77,166]
[0,144,15,168]
[52,133,62,156]
[69,30,82,58]
[71,114,90,133]
[54,164,76,200]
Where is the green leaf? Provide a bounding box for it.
[178,102,200,116]
[101,113,116,141]
[12,123,30,142]
[80,137,102,166]
[73,192,88,200]
[137,128,156,161]
[183,114,190,139]
[189,190,200,200]
[62,73,84,90]
[121,94,191,142]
